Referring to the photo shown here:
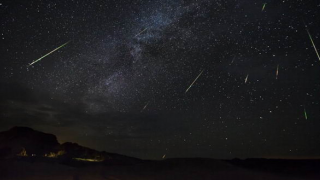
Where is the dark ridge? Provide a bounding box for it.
[0,126,141,165]
[0,126,59,157]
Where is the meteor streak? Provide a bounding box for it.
[162,154,166,159]
[185,70,204,93]
[245,74,249,83]
[276,64,279,79]
[262,3,267,11]
[28,41,70,66]
[230,56,236,65]
[135,28,148,37]
[306,29,320,61]
[141,102,149,112]
[304,108,308,120]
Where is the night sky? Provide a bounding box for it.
[1,0,320,160]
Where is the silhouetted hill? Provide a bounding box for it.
[0,127,59,157]
[1,127,320,180]
[59,142,141,165]
[0,127,140,165]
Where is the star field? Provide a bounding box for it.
[1,0,320,159]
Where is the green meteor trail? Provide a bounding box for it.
[28,41,70,66]
[262,3,267,12]
[185,70,204,93]
[306,29,320,62]
[304,108,308,120]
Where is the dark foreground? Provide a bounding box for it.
[1,127,319,179]
[1,158,320,180]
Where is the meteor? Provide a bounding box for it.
[162,154,166,159]
[276,64,279,79]
[262,3,267,12]
[245,74,249,84]
[185,70,204,93]
[135,28,148,37]
[141,101,149,112]
[306,29,320,62]
[230,56,236,65]
[304,108,308,120]
[28,41,70,66]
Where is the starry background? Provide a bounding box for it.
[0,0,320,159]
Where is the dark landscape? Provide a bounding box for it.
[0,127,319,180]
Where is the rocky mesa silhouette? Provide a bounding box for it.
[0,126,140,164]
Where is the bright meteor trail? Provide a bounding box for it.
[262,3,267,12]
[304,108,308,120]
[185,70,204,93]
[135,28,148,37]
[306,29,320,62]
[245,74,249,84]
[28,41,70,66]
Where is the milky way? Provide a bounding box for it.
[1,0,320,159]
